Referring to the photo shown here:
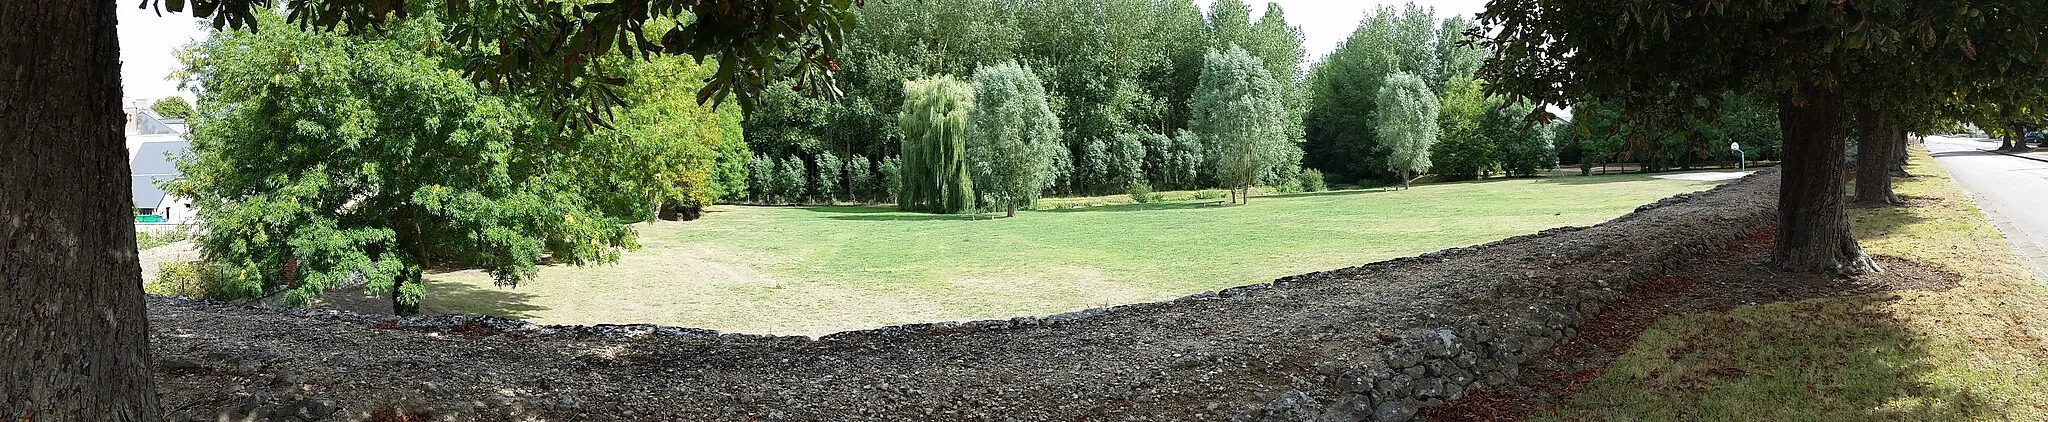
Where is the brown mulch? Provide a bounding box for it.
[1420,228,1961,421]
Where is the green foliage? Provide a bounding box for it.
[846,155,877,202]
[144,261,224,299]
[898,76,976,214]
[1374,72,1438,184]
[1164,129,1205,190]
[1079,138,1113,193]
[573,55,751,216]
[747,153,772,202]
[1296,168,1327,192]
[816,152,843,202]
[880,156,903,203]
[149,96,194,120]
[1192,46,1295,201]
[773,156,808,203]
[1488,101,1558,177]
[1431,77,1496,180]
[1106,132,1147,192]
[965,62,1062,215]
[1193,189,1228,200]
[172,10,632,309]
[1126,181,1161,203]
[135,230,189,251]
[1305,5,1463,180]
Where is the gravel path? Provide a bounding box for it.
[150,171,1777,421]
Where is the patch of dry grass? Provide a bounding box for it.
[1536,148,2048,421]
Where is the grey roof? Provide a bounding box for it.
[130,141,189,208]
[134,112,184,135]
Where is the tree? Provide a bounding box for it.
[1374,72,1438,188]
[748,153,773,202]
[172,10,635,316]
[1107,132,1147,190]
[1477,0,2048,274]
[1431,77,1496,180]
[1304,5,1442,181]
[817,151,843,203]
[1487,101,1557,177]
[898,76,976,214]
[775,156,809,204]
[10,0,858,416]
[1167,129,1205,189]
[1192,46,1291,204]
[150,96,195,119]
[966,62,1061,217]
[847,154,876,202]
[880,156,904,203]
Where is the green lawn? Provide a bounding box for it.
[424,172,1726,336]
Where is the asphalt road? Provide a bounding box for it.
[1923,135,2048,285]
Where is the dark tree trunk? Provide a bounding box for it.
[1891,128,1911,177]
[1,0,164,419]
[1853,106,1901,206]
[1006,202,1016,218]
[1772,84,1879,274]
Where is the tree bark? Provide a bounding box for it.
[1,0,165,419]
[1890,128,1911,177]
[1773,83,1879,274]
[1853,106,1901,206]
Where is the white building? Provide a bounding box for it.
[125,99,196,232]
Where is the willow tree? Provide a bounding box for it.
[967,63,1061,217]
[1477,0,2048,274]
[898,76,977,213]
[3,0,856,418]
[1374,72,1438,188]
[1192,46,1290,204]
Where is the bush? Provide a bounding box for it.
[136,230,188,250]
[880,156,903,203]
[1194,189,1227,200]
[1126,181,1163,203]
[1296,168,1327,192]
[146,261,214,299]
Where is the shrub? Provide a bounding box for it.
[1108,133,1146,191]
[847,154,875,202]
[146,261,225,299]
[816,151,843,202]
[136,230,188,250]
[880,156,903,203]
[1194,189,1227,200]
[1297,168,1327,192]
[1127,181,1160,203]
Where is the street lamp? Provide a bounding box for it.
[1730,142,1745,171]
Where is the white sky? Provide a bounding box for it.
[1200,0,1492,61]
[118,5,209,105]
[117,1,1493,106]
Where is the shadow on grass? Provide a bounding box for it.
[418,281,549,320]
[1039,200,1230,213]
[1851,202,1933,243]
[1542,297,1990,420]
[1258,188,1392,200]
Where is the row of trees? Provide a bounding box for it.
[745,0,1311,196]
[745,153,900,205]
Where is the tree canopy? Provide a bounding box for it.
[1373,72,1437,187]
[897,76,976,214]
[149,96,195,119]
[1191,46,1293,203]
[170,10,641,312]
[966,62,1062,217]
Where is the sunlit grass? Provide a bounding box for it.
[1536,148,2048,421]
[426,172,1723,336]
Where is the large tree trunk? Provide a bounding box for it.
[1,0,165,419]
[1853,106,1902,206]
[1772,84,1879,274]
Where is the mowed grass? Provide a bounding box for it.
[425,173,1724,336]
[1535,149,2048,420]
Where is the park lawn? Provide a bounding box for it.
[425,172,1726,337]
[1535,149,2048,420]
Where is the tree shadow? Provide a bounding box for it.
[1039,200,1230,213]
[417,281,549,320]
[1259,188,1391,200]
[1850,203,1934,243]
[1929,149,2000,159]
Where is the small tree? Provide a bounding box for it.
[880,156,903,204]
[966,62,1061,217]
[1489,101,1557,177]
[1168,129,1205,190]
[1374,72,1438,188]
[898,76,976,213]
[150,96,195,119]
[747,153,772,202]
[1108,132,1147,191]
[847,154,875,202]
[816,151,843,203]
[1136,131,1173,186]
[775,156,808,204]
[1191,46,1290,204]
[1079,137,1113,194]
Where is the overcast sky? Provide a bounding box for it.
[117,1,1492,104]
